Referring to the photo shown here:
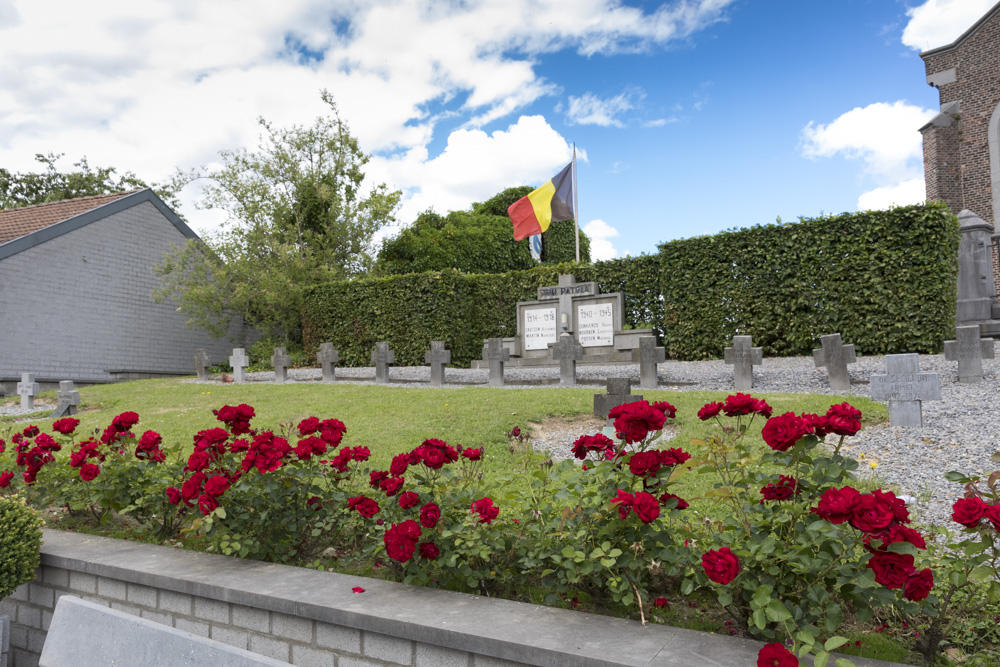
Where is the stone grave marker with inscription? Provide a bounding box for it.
[371,342,395,384]
[552,333,583,386]
[638,336,665,390]
[229,348,249,384]
[870,354,941,427]
[50,381,81,419]
[812,333,857,392]
[271,347,291,384]
[944,326,995,383]
[483,338,510,387]
[594,378,643,429]
[318,343,339,383]
[523,305,558,351]
[577,302,615,347]
[194,349,211,381]
[425,341,451,387]
[16,372,39,411]
[724,336,763,391]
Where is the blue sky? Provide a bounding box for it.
[0,0,995,260]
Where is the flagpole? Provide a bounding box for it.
[572,144,580,263]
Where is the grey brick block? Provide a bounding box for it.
[291,645,335,667]
[27,628,46,653]
[415,643,471,667]
[248,634,290,662]
[231,604,269,633]
[140,608,173,627]
[316,622,361,654]
[12,648,39,667]
[9,585,28,602]
[126,583,158,608]
[109,601,142,617]
[338,659,382,667]
[0,600,16,618]
[271,612,312,643]
[209,625,249,650]
[8,625,26,650]
[158,590,192,615]
[41,610,52,631]
[41,566,69,588]
[363,632,413,665]
[193,597,230,623]
[174,617,209,638]
[96,576,127,600]
[16,606,41,630]
[27,585,53,609]
[68,572,97,594]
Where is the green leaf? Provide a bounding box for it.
[765,600,792,623]
[215,507,226,519]
[717,591,732,607]
[835,659,856,667]
[814,651,830,667]
[752,584,773,608]
[796,630,816,646]
[680,579,694,596]
[970,567,992,582]
[752,608,766,630]
[561,546,576,558]
[824,637,849,651]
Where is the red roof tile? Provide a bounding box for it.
[0,190,140,246]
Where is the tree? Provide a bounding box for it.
[154,92,401,342]
[374,186,590,276]
[0,153,180,210]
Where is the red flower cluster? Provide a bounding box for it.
[241,431,292,474]
[627,447,691,478]
[701,547,741,585]
[52,418,80,435]
[420,502,440,528]
[470,497,499,524]
[761,402,863,452]
[348,495,381,518]
[384,520,422,562]
[610,489,662,524]
[722,393,772,418]
[135,431,166,462]
[760,475,800,502]
[100,411,140,445]
[411,438,460,470]
[951,496,1000,530]
[69,439,104,470]
[757,642,797,667]
[215,404,256,435]
[608,401,669,444]
[14,426,63,484]
[570,433,616,461]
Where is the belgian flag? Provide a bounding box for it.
[507,162,575,241]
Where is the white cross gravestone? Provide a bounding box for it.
[318,343,339,383]
[724,336,762,391]
[424,341,451,387]
[371,342,395,384]
[552,333,583,386]
[17,372,39,411]
[870,354,941,427]
[50,381,81,419]
[229,348,249,384]
[483,338,510,387]
[194,349,211,381]
[271,347,291,384]
[638,336,665,390]
[813,333,857,392]
[944,325,995,384]
[594,378,643,429]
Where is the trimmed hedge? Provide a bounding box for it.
[302,203,959,365]
[658,203,960,359]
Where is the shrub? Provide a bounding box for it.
[0,494,44,599]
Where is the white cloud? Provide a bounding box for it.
[583,218,619,260]
[565,90,642,127]
[801,101,935,183]
[857,178,927,211]
[901,0,996,52]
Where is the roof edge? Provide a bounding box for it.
[0,189,199,261]
[920,0,1000,58]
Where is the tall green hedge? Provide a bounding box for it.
[658,203,960,359]
[302,203,959,365]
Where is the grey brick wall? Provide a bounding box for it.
[0,200,246,383]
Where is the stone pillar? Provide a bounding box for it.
[956,210,1000,337]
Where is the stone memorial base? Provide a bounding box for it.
[469,330,654,369]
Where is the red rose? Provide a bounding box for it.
[697,402,724,420]
[633,491,660,524]
[398,491,420,509]
[418,446,446,469]
[216,404,255,435]
[369,470,390,489]
[658,492,689,510]
[628,451,663,478]
[22,425,40,438]
[186,451,213,472]
[952,497,989,527]
[351,446,371,462]
[0,471,14,488]
[761,413,811,452]
[985,505,1000,531]
[319,418,347,445]
[659,448,691,466]
[461,447,482,461]
[419,502,441,528]
[904,568,934,601]
[702,547,741,585]
[384,520,422,562]
[347,495,380,518]
[722,393,756,416]
[871,489,910,524]
[165,487,181,505]
[652,401,677,419]
[389,453,410,476]
[52,418,80,435]
[751,399,773,418]
[825,402,862,436]
[811,486,860,524]
[418,542,440,560]
[611,489,634,519]
[571,433,616,460]
[471,497,499,524]
[757,642,797,667]
[511,426,521,437]
[197,494,219,515]
[203,475,231,498]
[380,476,405,496]
[653,597,668,608]
[609,401,666,444]
[760,475,799,501]
[870,524,926,551]
[297,416,321,435]
[802,413,830,438]
[867,551,915,589]
[79,463,101,481]
[181,472,207,501]
[850,494,896,533]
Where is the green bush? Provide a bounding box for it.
[0,494,44,599]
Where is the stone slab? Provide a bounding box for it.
[39,596,291,666]
[1,613,8,654]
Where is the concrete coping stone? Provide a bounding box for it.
[39,595,291,666]
[39,529,908,667]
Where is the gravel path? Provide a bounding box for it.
[184,350,1000,528]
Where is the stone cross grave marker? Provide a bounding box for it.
[194,349,211,381]
[424,341,451,387]
[271,347,291,384]
[50,381,81,419]
[723,335,762,391]
[594,378,643,430]
[483,338,510,387]
[944,325,995,383]
[16,372,39,411]
[870,354,941,427]
[318,343,339,383]
[812,333,857,391]
[638,336,665,390]
[552,333,583,386]
[371,342,395,384]
[537,274,598,335]
[229,348,248,384]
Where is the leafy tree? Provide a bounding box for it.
[375,186,590,276]
[0,153,180,210]
[154,91,401,342]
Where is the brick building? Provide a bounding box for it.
[0,189,245,390]
[920,1,1000,289]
